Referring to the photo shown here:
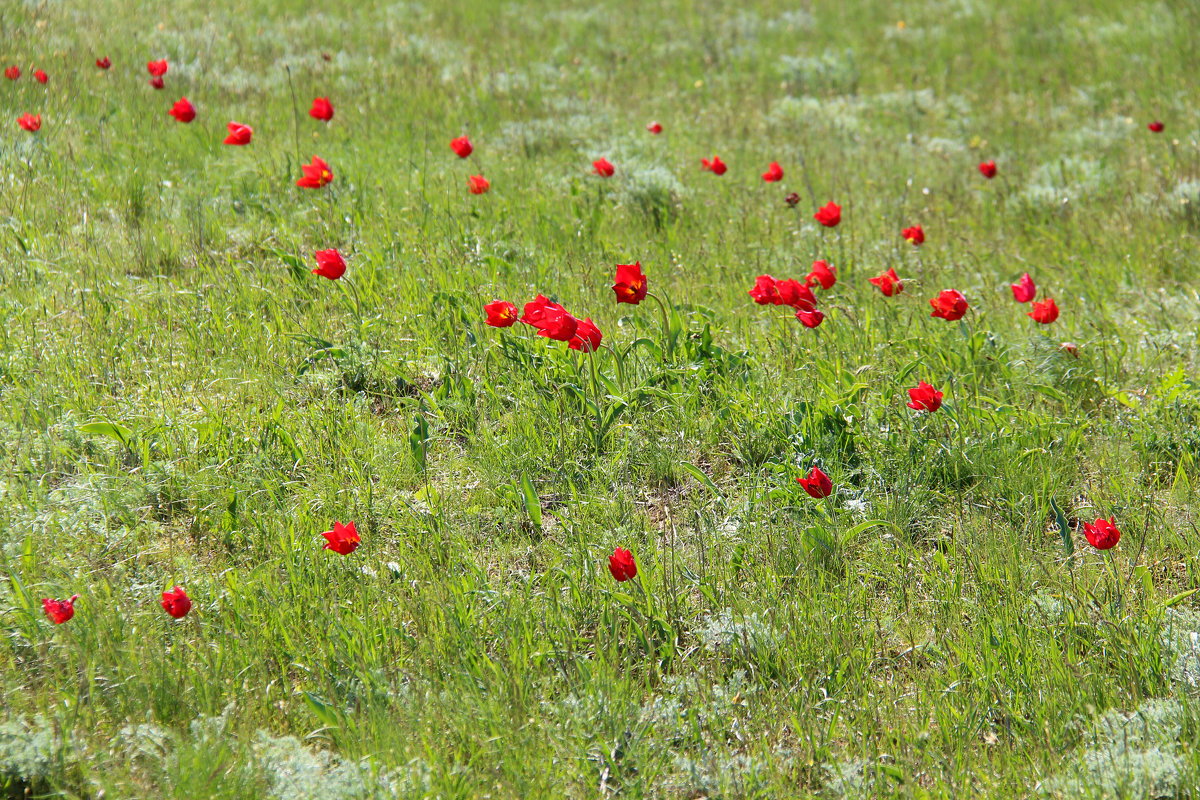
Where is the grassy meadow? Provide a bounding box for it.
[3,0,1200,796]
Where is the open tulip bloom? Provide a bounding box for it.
[42,595,79,624]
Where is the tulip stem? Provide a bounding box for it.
[647,291,672,361]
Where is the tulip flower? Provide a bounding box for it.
[467,174,490,194]
[646,121,662,134]
[1011,272,1036,303]
[701,156,727,175]
[1083,517,1120,550]
[978,160,997,178]
[17,113,41,132]
[42,595,78,624]
[593,157,615,177]
[868,268,904,297]
[806,260,837,290]
[147,59,168,77]
[96,57,111,70]
[521,295,579,342]
[484,300,519,327]
[1148,121,1164,133]
[223,121,253,145]
[748,275,782,305]
[161,586,192,618]
[929,289,968,321]
[312,249,346,280]
[1028,298,1059,324]
[34,69,47,84]
[310,97,334,121]
[297,156,334,188]
[902,225,924,245]
[907,381,943,412]
[149,77,165,90]
[762,161,783,182]
[777,279,816,311]
[4,66,20,80]
[612,262,648,305]
[168,97,195,123]
[608,547,637,581]
[796,309,824,328]
[322,520,360,555]
[813,201,841,227]
[569,318,603,352]
[450,135,473,158]
[796,466,832,498]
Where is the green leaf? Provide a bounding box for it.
[1050,497,1074,556]
[519,471,542,528]
[78,421,135,448]
[1164,588,1200,608]
[302,691,340,729]
[679,462,725,506]
[409,414,429,471]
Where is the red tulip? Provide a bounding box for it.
[312,248,346,280]
[223,121,253,145]
[309,97,334,121]
[149,77,165,90]
[646,121,662,134]
[762,161,784,182]
[34,69,47,84]
[806,260,837,290]
[813,201,841,227]
[484,300,518,327]
[161,586,192,619]
[4,66,19,80]
[701,156,727,175]
[868,268,904,297]
[17,114,41,132]
[450,135,473,158]
[520,295,579,342]
[748,275,782,305]
[1148,121,1164,133]
[1083,517,1120,550]
[168,97,195,123]
[593,157,615,177]
[468,174,490,194]
[1028,298,1059,324]
[608,547,637,582]
[96,57,111,70]
[612,262,648,305]
[1011,272,1035,303]
[902,225,924,245]
[907,381,943,413]
[147,59,168,77]
[297,156,334,189]
[322,520,360,555]
[785,192,801,207]
[795,309,824,328]
[777,279,817,311]
[42,595,78,625]
[569,317,603,352]
[796,466,832,498]
[978,160,997,179]
[929,289,968,321]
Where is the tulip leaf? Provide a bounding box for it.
[78,420,135,449]
[301,691,340,729]
[519,471,542,529]
[409,414,429,472]
[1164,588,1200,608]
[1049,497,1073,556]
[679,462,725,506]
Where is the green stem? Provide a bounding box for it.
[647,291,672,361]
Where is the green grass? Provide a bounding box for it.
[2,0,1200,796]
